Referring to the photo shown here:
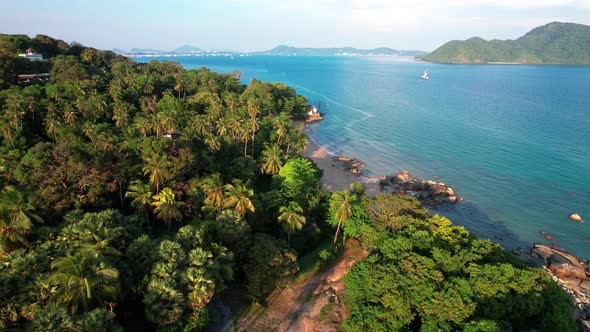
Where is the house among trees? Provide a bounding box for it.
[161,129,182,139]
[18,48,44,61]
[17,73,50,84]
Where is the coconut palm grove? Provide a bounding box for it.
[0,34,578,331]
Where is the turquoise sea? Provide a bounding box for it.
[135,55,590,258]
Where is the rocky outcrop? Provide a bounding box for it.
[570,213,584,222]
[378,170,462,206]
[332,156,365,176]
[514,244,590,328]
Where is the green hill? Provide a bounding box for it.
[424,22,590,64]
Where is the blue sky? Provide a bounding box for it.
[1,0,589,52]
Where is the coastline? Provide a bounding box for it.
[301,128,590,323]
[302,136,381,196]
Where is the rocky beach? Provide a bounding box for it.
[303,134,590,330]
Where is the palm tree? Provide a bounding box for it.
[204,135,221,153]
[2,90,26,131]
[112,101,132,128]
[125,180,154,226]
[278,202,306,245]
[273,115,289,145]
[201,173,225,217]
[330,190,357,244]
[0,187,42,253]
[260,144,283,175]
[44,113,62,143]
[142,155,169,194]
[190,115,210,137]
[49,249,120,313]
[133,115,152,137]
[151,188,184,230]
[0,119,17,148]
[240,124,250,158]
[151,112,163,138]
[247,98,260,156]
[216,116,230,138]
[223,180,255,218]
[185,268,215,310]
[63,105,79,125]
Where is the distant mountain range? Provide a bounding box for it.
[424,22,590,64]
[262,45,427,56]
[112,45,204,55]
[112,44,427,57]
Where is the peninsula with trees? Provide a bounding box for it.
[424,22,590,64]
[0,33,581,331]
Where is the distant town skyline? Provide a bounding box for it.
[1,0,589,52]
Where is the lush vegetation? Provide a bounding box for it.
[340,194,578,331]
[0,33,576,331]
[424,22,590,64]
[0,33,328,330]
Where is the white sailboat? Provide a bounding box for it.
[421,68,429,80]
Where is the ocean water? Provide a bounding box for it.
[135,55,590,258]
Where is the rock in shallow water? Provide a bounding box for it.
[381,170,461,206]
[570,213,584,222]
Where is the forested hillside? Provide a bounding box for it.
[0,34,577,331]
[424,22,590,64]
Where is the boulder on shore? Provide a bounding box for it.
[513,244,590,327]
[332,156,365,176]
[379,170,461,206]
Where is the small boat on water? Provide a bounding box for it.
[421,68,429,80]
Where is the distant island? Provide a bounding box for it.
[113,44,427,57]
[424,22,590,64]
[261,45,427,56]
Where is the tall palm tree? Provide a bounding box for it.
[133,115,152,137]
[2,91,26,131]
[151,112,163,138]
[125,180,154,226]
[223,180,255,218]
[273,115,289,145]
[0,187,42,253]
[142,155,169,194]
[112,101,132,128]
[278,202,306,245]
[260,144,283,175]
[201,173,225,217]
[151,188,184,230]
[247,98,260,156]
[44,113,62,143]
[292,131,308,154]
[48,249,120,314]
[0,119,17,148]
[330,190,357,244]
[240,124,250,158]
[160,109,177,135]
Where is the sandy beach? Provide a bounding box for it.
[303,138,381,195]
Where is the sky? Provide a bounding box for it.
[1,0,590,52]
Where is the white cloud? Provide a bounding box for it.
[224,0,589,37]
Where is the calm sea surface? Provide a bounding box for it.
[135,55,590,258]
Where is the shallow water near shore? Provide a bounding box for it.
[136,55,590,258]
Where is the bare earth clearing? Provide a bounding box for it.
[234,240,367,332]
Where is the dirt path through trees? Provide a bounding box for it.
[235,240,367,332]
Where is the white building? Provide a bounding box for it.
[18,49,43,61]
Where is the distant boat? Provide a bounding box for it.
[421,68,429,80]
